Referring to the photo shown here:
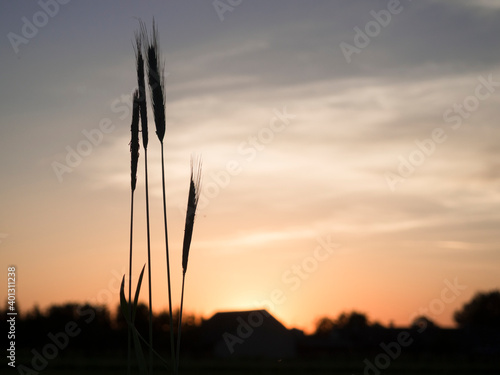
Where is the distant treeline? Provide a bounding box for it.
[3,303,201,358]
[2,290,499,359]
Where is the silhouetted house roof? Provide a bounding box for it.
[199,309,296,358]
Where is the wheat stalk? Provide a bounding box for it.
[130,90,140,192]
[181,156,202,275]
[128,89,140,375]
[176,156,202,373]
[135,23,149,149]
[134,26,154,374]
[145,19,166,142]
[144,19,176,372]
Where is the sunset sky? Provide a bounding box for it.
[1,0,499,333]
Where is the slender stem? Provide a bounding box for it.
[161,142,176,372]
[128,191,135,375]
[176,272,186,374]
[144,148,153,374]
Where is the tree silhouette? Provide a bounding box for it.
[410,315,439,332]
[314,311,370,336]
[315,317,335,336]
[454,290,500,329]
[333,311,369,330]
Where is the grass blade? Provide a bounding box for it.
[132,264,146,323]
[120,276,129,320]
[120,273,148,375]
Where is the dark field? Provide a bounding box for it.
[6,302,500,374]
[10,355,500,375]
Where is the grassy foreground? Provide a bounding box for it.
[12,355,500,375]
